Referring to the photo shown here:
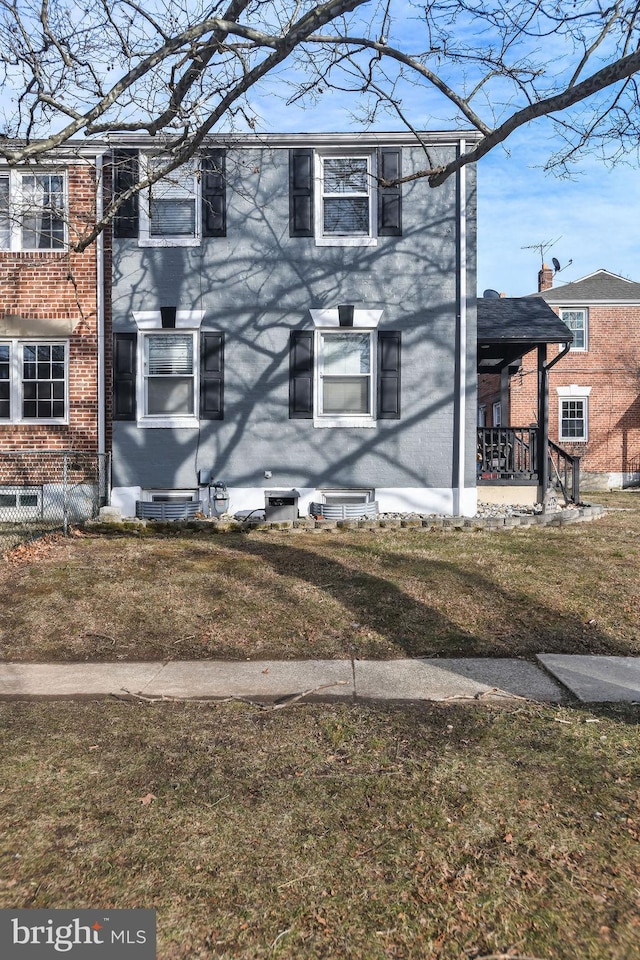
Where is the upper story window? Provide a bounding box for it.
[320,156,372,238]
[139,156,200,246]
[560,308,588,351]
[315,153,376,247]
[0,170,66,251]
[0,340,68,422]
[289,147,401,245]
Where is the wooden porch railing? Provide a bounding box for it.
[477,428,581,503]
[477,427,537,480]
[548,439,581,504]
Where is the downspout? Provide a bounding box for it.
[95,154,106,461]
[454,138,467,516]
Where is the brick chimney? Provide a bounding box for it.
[538,262,554,292]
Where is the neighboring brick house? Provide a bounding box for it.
[489,267,640,489]
[0,146,106,517]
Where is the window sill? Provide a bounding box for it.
[315,236,377,247]
[138,238,201,248]
[0,248,68,255]
[313,417,377,429]
[2,418,69,426]
[137,417,200,429]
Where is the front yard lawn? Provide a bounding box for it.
[1,493,640,662]
[1,699,638,959]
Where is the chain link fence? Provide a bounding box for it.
[0,451,110,557]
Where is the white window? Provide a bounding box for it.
[0,170,66,251]
[560,308,588,351]
[315,153,376,247]
[139,155,199,245]
[492,401,502,426]
[0,340,68,423]
[315,329,375,426]
[0,487,41,519]
[559,397,588,441]
[139,331,198,427]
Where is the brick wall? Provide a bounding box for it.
[0,163,99,452]
[509,304,640,484]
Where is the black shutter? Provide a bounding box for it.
[202,150,226,237]
[113,333,137,420]
[200,332,224,419]
[289,149,314,237]
[289,330,314,418]
[377,331,401,419]
[112,149,139,238]
[377,148,402,237]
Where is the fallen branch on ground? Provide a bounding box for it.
[115,680,349,710]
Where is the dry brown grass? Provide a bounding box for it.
[0,699,638,959]
[1,492,640,662]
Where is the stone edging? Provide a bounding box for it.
[87,503,607,534]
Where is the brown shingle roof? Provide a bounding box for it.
[529,269,640,303]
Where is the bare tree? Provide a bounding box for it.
[1,0,639,242]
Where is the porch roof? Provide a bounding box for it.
[477,297,573,372]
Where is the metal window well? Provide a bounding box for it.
[136,500,202,520]
[264,489,300,522]
[310,500,379,520]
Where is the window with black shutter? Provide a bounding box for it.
[202,150,226,237]
[289,330,314,418]
[289,149,314,237]
[113,332,137,420]
[200,332,224,419]
[377,331,401,419]
[112,150,140,239]
[377,149,402,237]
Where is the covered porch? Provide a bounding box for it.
[477,297,578,503]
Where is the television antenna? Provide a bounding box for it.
[522,237,562,264]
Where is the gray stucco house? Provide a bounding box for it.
[109,132,478,519]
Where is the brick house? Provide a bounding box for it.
[481,267,640,490]
[0,145,106,518]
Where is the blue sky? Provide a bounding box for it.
[477,121,640,297]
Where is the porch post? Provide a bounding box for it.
[537,343,548,503]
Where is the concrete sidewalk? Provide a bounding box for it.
[0,656,638,703]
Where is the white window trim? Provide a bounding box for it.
[0,339,69,424]
[313,327,377,428]
[0,168,68,252]
[138,154,201,248]
[143,489,199,503]
[560,307,588,352]
[136,329,199,429]
[322,489,375,504]
[557,386,590,442]
[314,151,377,248]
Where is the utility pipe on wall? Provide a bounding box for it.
[454,138,467,517]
